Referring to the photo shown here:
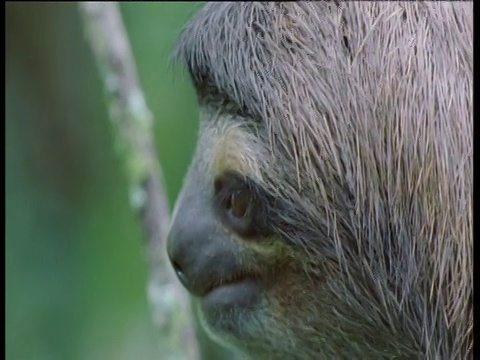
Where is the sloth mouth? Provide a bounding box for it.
[204,271,261,296]
[202,272,264,310]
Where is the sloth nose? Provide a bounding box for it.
[167,193,245,297]
[167,215,207,297]
[166,188,224,297]
[170,258,189,290]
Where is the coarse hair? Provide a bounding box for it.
[172,2,472,358]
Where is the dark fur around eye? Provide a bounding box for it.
[213,171,275,239]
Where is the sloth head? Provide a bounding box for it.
[167,2,473,358]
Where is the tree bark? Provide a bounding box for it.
[78,3,200,359]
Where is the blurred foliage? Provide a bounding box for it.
[6,2,236,359]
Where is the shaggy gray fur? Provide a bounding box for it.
[172,2,472,358]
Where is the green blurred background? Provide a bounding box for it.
[6,2,236,359]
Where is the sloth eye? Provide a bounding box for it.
[228,188,252,219]
[214,172,261,238]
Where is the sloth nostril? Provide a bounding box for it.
[172,259,181,273]
[172,260,188,287]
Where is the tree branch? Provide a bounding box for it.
[78,3,199,359]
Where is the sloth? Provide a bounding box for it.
[166,2,473,359]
